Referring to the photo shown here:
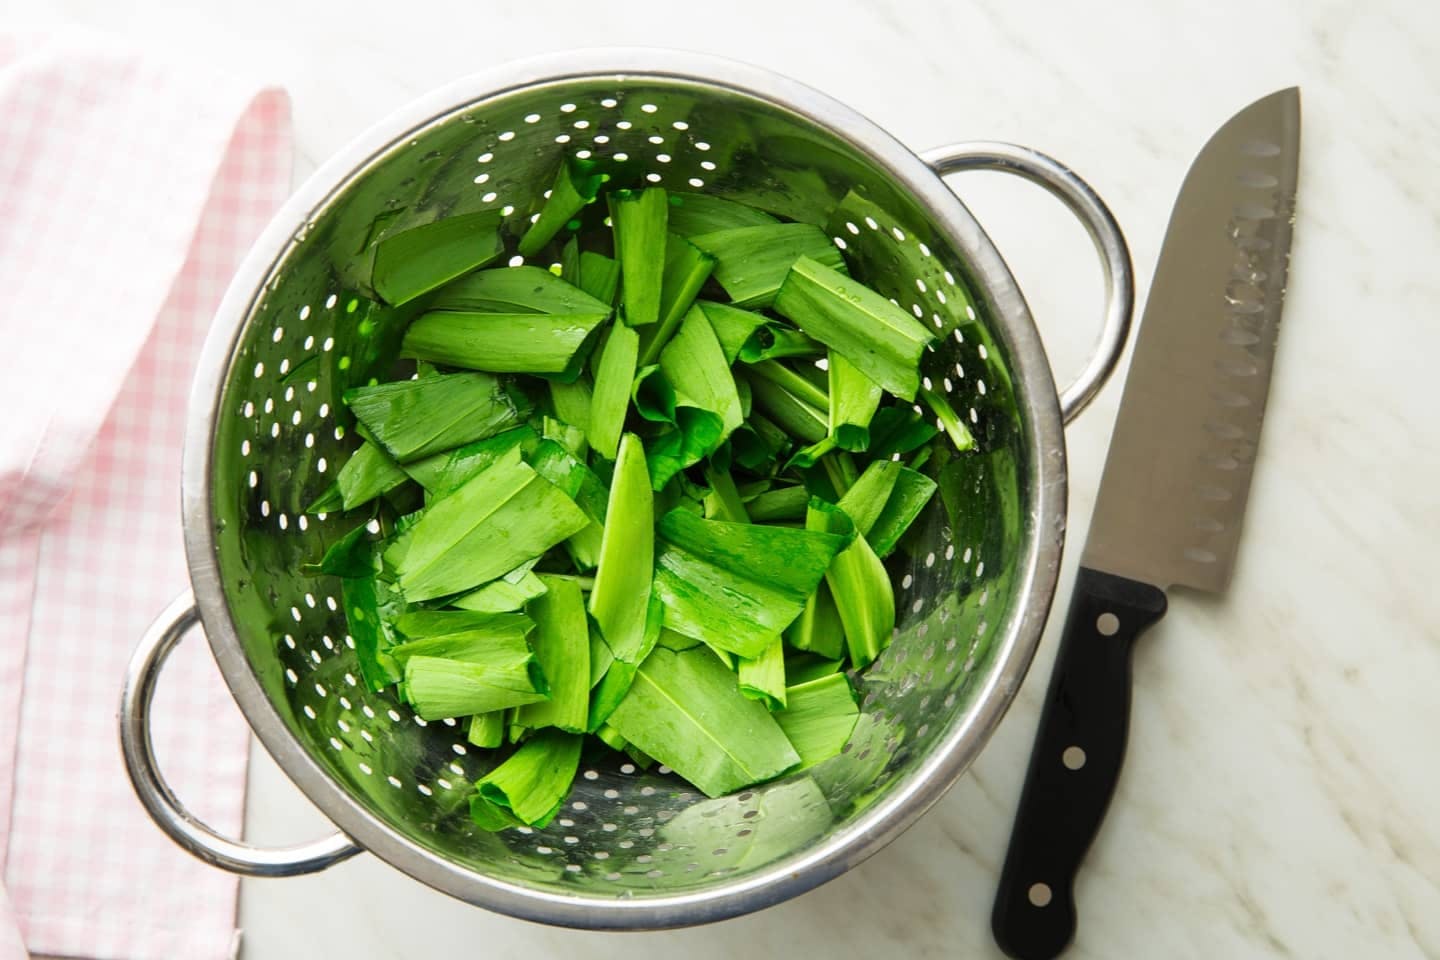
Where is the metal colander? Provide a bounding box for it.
[120,50,1132,929]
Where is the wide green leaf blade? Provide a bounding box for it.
[773,255,936,400]
[577,251,621,306]
[637,236,716,365]
[660,307,743,437]
[746,484,809,523]
[308,441,409,513]
[701,464,749,523]
[517,156,606,257]
[666,191,778,236]
[738,634,787,710]
[450,566,549,612]
[606,646,799,797]
[838,460,903,537]
[400,425,539,497]
[698,300,767,363]
[308,521,379,578]
[587,324,638,460]
[653,510,846,659]
[344,372,529,462]
[402,650,549,721]
[868,466,938,557]
[588,434,653,662]
[371,211,503,306]
[737,323,823,363]
[390,446,589,600]
[548,377,592,436]
[808,501,895,669]
[401,311,607,377]
[611,188,668,327]
[783,577,845,661]
[774,673,858,769]
[394,609,533,639]
[867,405,940,458]
[516,576,590,733]
[828,352,884,451]
[471,729,582,828]
[692,223,847,309]
[428,264,611,316]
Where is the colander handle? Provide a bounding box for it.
[119,591,363,877]
[922,142,1134,424]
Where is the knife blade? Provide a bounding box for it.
[992,88,1301,960]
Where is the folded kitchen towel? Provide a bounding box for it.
[0,29,291,960]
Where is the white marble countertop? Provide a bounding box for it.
[24,0,1440,956]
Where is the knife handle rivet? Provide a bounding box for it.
[1062,746,1087,770]
[1096,612,1120,636]
[1027,882,1053,908]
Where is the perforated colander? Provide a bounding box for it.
[119,50,1132,928]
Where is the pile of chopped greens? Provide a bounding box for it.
[308,158,974,831]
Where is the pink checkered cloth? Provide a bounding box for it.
[0,30,292,960]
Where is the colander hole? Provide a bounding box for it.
[553,135,570,145]
[593,851,609,860]
[976,560,986,576]
[892,226,906,241]
[912,598,924,614]
[640,786,656,796]
[474,173,489,185]
[573,120,590,130]
[700,160,716,171]
[966,304,977,321]
[560,102,577,113]
[943,270,956,285]
[646,173,662,183]
[243,401,254,417]
[558,817,574,827]
[933,313,945,329]
[977,379,988,396]
[248,470,258,488]
[613,152,629,162]
[283,634,296,649]
[288,605,300,620]
[272,327,285,343]
[593,134,610,144]
[647,135,663,145]
[436,777,452,790]
[575,149,592,159]
[523,113,541,124]
[327,596,338,612]
[605,871,622,881]
[322,336,334,351]
[358,762,372,775]
[637,827,654,838]
[279,512,289,530]
[925,552,936,568]
[498,131,515,141]
[636,854,652,863]
[600,98,617,108]
[417,783,433,796]
[737,792,754,802]
[303,335,315,349]
[252,362,264,378]
[565,864,583,874]
[271,422,281,438]
[919,242,932,256]
[508,255,525,267]
[742,810,758,819]
[448,762,465,776]
[833,236,847,250]
[442,717,457,727]
[386,709,402,722]
[618,840,634,849]
[620,763,636,775]
[937,289,948,304]
[688,178,704,188]
[482,191,498,203]
[970,406,979,423]
[695,141,710,151]
[386,776,402,789]
[864,216,879,230]
[655,153,671,163]
[616,121,632,131]
[944,637,957,652]
[329,737,343,751]
[623,804,639,815]
[325,293,338,309]
[286,669,298,684]
[414,716,428,727]
[902,574,913,588]
[582,769,599,781]
[477,153,493,163]
[279,359,291,376]
[944,693,958,708]
[911,303,924,319]
[601,822,617,832]
[309,650,321,665]
[302,704,316,719]
[563,836,579,845]
[313,683,327,698]
[361,703,373,717]
[360,730,373,743]
[603,788,619,799]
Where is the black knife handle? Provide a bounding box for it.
[992,566,1168,959]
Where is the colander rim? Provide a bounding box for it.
[181,46,1066,928]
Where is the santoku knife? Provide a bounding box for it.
[991,87,1301,960]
